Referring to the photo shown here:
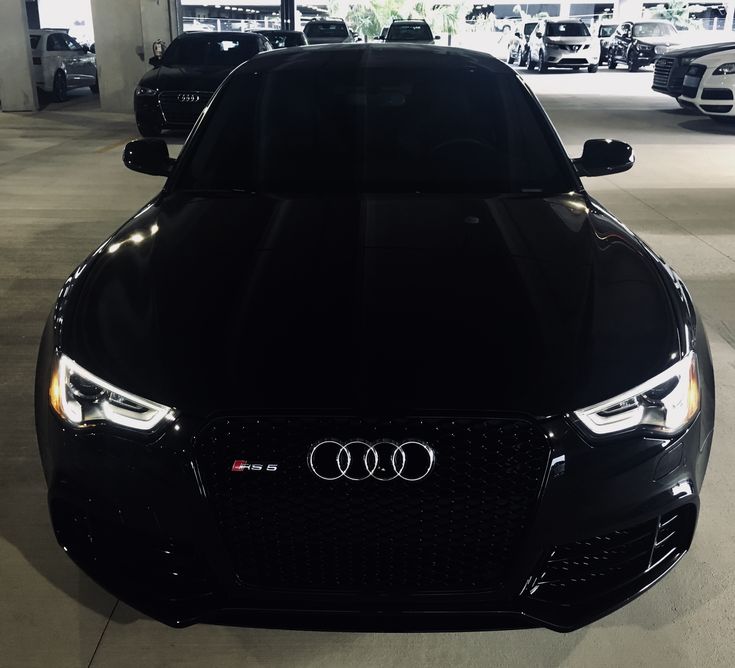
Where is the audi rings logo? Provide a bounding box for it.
[177,93,200,103]
[308,440,435,482]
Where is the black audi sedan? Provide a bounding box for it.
[133,31,271,137]
[36,45,715,632]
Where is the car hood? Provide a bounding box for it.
[545,37,592,45]
[663,42,735,60]
[635,36,680,47]
[138,64,236,93]
[688,46,735,67]
[59,192,680,418]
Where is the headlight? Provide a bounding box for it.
[135,86,157,96]
[713,62,735,75]
[50,354,174,431]
[574,352,699,437]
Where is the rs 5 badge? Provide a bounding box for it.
[231,460,279,472]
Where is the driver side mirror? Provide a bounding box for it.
[573,139,634,177]
[148,55,162,68]
[123,139,176,177]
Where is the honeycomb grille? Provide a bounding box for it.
[195,416,550,594]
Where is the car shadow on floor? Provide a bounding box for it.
[678,118,735,134]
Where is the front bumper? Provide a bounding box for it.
[134,90,213,131]
[35,328,715,632]
[545,46,598,68]
[680,66,735,116]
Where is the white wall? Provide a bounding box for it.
[0,0,38,112]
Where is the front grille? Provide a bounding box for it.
[559,58,587,65]
[653,57,674,89]
[195,416,550,594]
[158,90,213,126]
[527,505,696,605]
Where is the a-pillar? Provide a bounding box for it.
[0,0,39,112]
[90,0,181,113]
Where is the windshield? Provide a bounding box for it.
[387,24,433,41]
[304,22,348,38]
[547,22,590,37]
[176,64,576,195]
[162,36,259,67]
[632,22,677,38]
[598,25,617,38]
[523,23,537,37]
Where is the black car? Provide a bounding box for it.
[608,20,679,71]
[134,31,271,137]
[302,18,352,44]
[653,41,735,101]
[255,29,308,49]
[36,44,715,632]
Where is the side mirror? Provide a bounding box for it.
[573,139,634,177]
[123,139,175,177]
[148,55,162,68]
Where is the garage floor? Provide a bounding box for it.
[1,70,735,667]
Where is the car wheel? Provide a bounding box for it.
[52,70,68,102]
[520,49,529,67]
[137,122,162,137]
[627,51,639,72]
[588,64,598,73]
[608,54,617,69]
[90,80,99,94]
[507,49,515,65]
[538,51,548,73]
[526,52,535,71]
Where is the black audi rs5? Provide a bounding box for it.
[36,45,715,632]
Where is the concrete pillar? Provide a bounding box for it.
[0,0,39,112]
[726,2,735,31]
[90,0,180,113]
[281,0,297,31]
[617,0,641,22]
[558,1,571,19]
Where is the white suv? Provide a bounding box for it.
[29,29,98,101]
[527,19,600,73]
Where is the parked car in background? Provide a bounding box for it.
[608,20,679,71]
[384,19,437,44]
[256,30,308,49]
[134,31,271,137]
[507,20,538,66]
[679,47,735,121]
[527,19,600,72]
[302,18,353,44]
[595,20,618,63]
[653,41,735,104]
[29,29,98,101]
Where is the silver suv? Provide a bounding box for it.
[527,19,600,73]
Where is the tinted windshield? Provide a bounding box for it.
[304,22,348,37]
[387,24,433,41]
[177,64,575,195]
[547,22,590,37]
[632,22,677,37]
[162,36,259,67]
[598,25,617,37]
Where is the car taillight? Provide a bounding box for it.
[33,57,42,65]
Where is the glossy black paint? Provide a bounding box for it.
[573,139,634,177]
[36,45,715,631]
[652,42,735,97]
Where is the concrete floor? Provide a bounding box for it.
[1,69,735,667]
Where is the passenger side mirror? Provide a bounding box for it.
[123,139,175,177]
[148,55,162,68]
[573,139,634,177]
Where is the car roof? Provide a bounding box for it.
[392,19,429,24]
[233,43,511,75]
[543,18,586,23]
